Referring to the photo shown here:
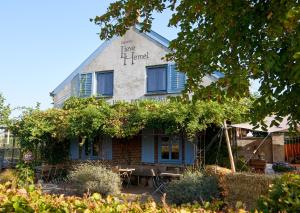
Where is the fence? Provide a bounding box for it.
[284,135,300,163]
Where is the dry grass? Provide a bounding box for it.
[205,165,275,210]
[221,173,274,210]
[0,169,17,184]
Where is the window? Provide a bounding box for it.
[161,138,169,160]
[159,135,181,163]
[96,71,113,96]
[80,137,104,159]
[146,65,167,93]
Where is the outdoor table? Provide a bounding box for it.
[159,172,182,178]
[118,168,135,187]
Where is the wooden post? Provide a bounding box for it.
[11,136,16,167]
[224,120,236,173]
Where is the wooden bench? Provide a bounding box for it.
[249,159,266,173]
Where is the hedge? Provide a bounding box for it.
[219,172,274,210]
[0,182,234,212]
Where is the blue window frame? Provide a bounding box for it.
[79,136,112,160]
[146,65,167,93]
[158,135,182,164]
[96,71,113,96]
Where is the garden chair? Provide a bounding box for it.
[40,165,54,183]
[151,169,167,195]
[50,164,66,184]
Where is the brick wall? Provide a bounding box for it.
[111,135,188,165]
[237,137,273,163]
[112,135,141,165]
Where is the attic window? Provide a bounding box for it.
[146,65,167,93]
[96,71,113,96]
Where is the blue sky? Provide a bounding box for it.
[0,1,258,113]
[0,1,177,111]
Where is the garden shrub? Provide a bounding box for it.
[258,173,300,212]
[69,162,121,196]
[166,171,219,205]
[0,182,229,212]
[218,172,274,210]
[272,162,296,173]
[15,163,34,187]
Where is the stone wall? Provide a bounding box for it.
[237,133,286,163]
[271,133,285,162]
[237,137,273,163]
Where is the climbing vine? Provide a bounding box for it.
[13,97,251,159]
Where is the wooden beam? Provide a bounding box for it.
[224,120,236,173]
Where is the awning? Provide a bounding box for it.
[231,116,298,133]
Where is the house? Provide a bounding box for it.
[50,26,218,167]
[0,126,19,169]
[0,126,10,146]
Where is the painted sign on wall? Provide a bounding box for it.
[121,40,149,65]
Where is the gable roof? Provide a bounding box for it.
[50,26,170,96]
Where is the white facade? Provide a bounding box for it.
[51,27,217,107]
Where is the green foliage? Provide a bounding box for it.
[69,162,121,196]
[92,0,300,128]
[13,107,69,163]
[235,157,250,172]
[14,97,250,156]
[67,104,107,142]
[272,162,296,173]
[166,171,219,205]
[258,173,300,212]
[0,93,11,127]
[14,108,68,151]
[15,163,34,187]
[0,182,230,212]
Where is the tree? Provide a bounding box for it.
[14,108,70,163]
[0,93,10,127]
[92,0,300,128]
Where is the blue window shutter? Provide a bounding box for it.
[102,136,112,160]
[185,140,196,165]
[168,64,186,93]
[79,73,92,97]
[69,138,79,160]
[142,134,155,163]
[96,72,113,96]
